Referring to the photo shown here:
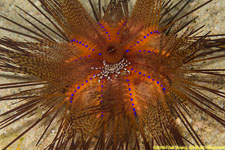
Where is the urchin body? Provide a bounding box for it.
[0,0,225,150]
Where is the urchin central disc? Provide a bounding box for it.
[102,44,124,64]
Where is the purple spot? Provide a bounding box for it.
[86,80,88,83]
[77,86,80,89]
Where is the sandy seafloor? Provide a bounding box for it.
[0,0,224,149]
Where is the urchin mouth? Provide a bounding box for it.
[103,44,125,64]
[106,45,116,54]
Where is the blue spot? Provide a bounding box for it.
[82,84,84,86]
[106,32,108,34]
[71,94,74,96]
[131,68,134,70]
[117,32,119,35]
[139,72,141,74]
[101,85,103,88]
[126,79,129,82]
[132,103,134,106]
[79,41,82,44]
[152,79,155,81]
[99,53,102,56]
[90,78,92,80]
[143,74,146,76]
[92,49,95,51]
[133,108,135,111]
[128,84,130,86]
[157,81,159,84]
[148,76,151,78]
[163,88,166,91]
[137,41,139,44]
[101,26,104,28]
[126,50,129,52]
[148,51,150,53]
[70,97,72,100]
[131,98,133,101]
[74,90,77,92]
[86,80,88,83]
[77,86,80,89]
[108,35,110,37]
[101,114,103,117]
[160,85,163,87]
[76,40,78,43]
[144,36,146,38]
[150,32,153,34]
[70,101,72,103]
[82,44,84,46]
[85,45,88,48]
[134,71,136,72]
[147,34,150,36]
[130,93,132,95]
[128,88,131,91]
[101,95,103,97]
[134,112,137,116]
